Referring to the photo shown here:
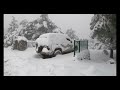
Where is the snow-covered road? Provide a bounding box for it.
[4,47,116,76]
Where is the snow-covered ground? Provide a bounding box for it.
[4,47,116,76]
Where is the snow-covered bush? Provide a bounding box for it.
[107,59,115,64]
[76,49,90,60]
[12,36,28,51]
[103,49,109,55]
[4,36,13,47]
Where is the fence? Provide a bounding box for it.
[74,39,88,57]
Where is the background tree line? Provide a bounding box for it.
[90,14,116,58]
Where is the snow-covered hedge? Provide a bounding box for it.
[12,36,28,51]
[76,49,90,60]
[107,59,115,64]
[102,49,109,55]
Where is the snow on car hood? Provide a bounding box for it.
[36,37,49,47]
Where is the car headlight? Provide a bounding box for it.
[36,42,38,48]
[44,45,50,50]
[47,46,50,50]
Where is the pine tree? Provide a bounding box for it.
[8,16,18,34]
[90,14,116,58]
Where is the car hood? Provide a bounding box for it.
[36,38,49,47]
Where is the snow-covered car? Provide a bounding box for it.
[35,33,74,58]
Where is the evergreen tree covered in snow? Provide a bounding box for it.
[19,19,29,36]
[90,14,116,58]
[7,16,19,34]
[4,16,19,47]
[20,19,28,28]
[40,14,58,33]
[4,14,63,47]
[23,14,62,40]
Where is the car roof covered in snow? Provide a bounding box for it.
[39,33,68,38]
[36,33,72,46]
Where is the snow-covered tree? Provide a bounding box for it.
[30,14,62,40]
[66,28,79,40]
[4,16,19,47]
[40,14,57,33]
[52,27,64,33]
[7,16,19,34]
[20,19,28,28]
[19,19,29,36]
[90,14,116,58]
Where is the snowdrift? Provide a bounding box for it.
[76,49,90,60]
[4,47,116,76]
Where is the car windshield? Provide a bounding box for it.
[40,36,47,38]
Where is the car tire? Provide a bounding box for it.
[42,55,51,59]
[41,55,46,59]
[42,56,46,59]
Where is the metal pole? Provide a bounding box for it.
[87,40,88,49]
[79,41,80,52]
[74,40,75,57]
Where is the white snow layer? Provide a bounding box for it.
[43,21,48,28]
[76,49,90,60]
[42,47,49,53]
[15,36,27,42]
[4,47,116,76]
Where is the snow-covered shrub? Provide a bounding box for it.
[103,49,109,55]
[107,59,115,64]
[4,37,13,47]
[76,49,90,60]
[12,36,27,51]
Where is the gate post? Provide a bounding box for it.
[74,40,75,57]
[79,41,80,52]
[87,40,88,49]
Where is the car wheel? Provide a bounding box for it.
[42,55,50,59]
[54,49,62,57]
[41,54,46,59]
[42,56,46,59]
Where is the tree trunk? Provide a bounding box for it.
[110,37,113,59]
[110,49,113,59]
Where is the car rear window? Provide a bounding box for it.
[66,38,72,43]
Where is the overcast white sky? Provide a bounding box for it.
[4,14,93,39]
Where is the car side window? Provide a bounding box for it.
[66,38,70,41]
[66,38,72,43]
